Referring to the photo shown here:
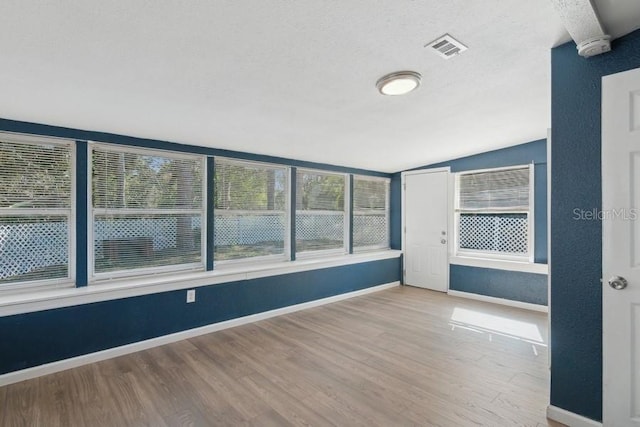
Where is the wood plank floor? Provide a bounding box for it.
[1,286,563,426]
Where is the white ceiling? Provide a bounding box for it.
[0,1,639,173]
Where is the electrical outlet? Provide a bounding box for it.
[186,289,196,303]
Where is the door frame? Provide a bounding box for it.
[546,128,552,371]
[401,167,452,287]
[601,66,640,425]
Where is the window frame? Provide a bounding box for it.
[454,164,534,262]
[213,156,291,267]
[88,142,207,282]
[0,132,76,292]
[352,175,391,252]
[295,168,349,258]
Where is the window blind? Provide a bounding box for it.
[457,167,530,211]
[91,146,204,276]
[214,158,288,261]
[455,165,532,258]
[353,176,389,250]
[295,170,346,253]
[92,149,202,209]
[0,139,72,285]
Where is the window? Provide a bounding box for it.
[90,144,205,279]
[0,135,73,288]
[214,158,288,262]
[455,165,532,260]
[296,169,347,254]
[353,176,390,251]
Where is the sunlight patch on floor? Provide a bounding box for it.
[449,306,546,346]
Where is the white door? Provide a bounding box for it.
[603,66,640,425]
[402,169,449,291]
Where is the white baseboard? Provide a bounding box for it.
[547,405,602,427]
[0,281,399,387]
[447,289,548,313]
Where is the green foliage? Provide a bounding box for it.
[298,173,344,211]
[214,162,286,211]
[0,142,71,208]
[354,179,386,211]
[92,151,202,209]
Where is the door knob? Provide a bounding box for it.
[608,276,628,290]
[441,239,447,244]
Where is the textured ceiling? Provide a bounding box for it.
[0,1,639,173]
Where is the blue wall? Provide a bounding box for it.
[390,175,402,251]
[0,118,400,376]
[450,266,547,305]
[0,258,399,375]
[419,138,548,263]
[392,139,548,304]
[550,28,640,422]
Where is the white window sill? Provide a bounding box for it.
[450,255,548,274]
[0,250,402,317]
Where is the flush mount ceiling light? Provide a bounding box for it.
[376,71,421,96]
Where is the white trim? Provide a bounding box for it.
[69,143,77,285]
[0,131,75,146]
[450,255,548,274]
[214,155,289,170]
[0,281,400,387]
[214,253,289,268]
[87,141,94,281]
[546,405,602,427]
[89,140,200,160]
[0,281,75,295]
[296,166,346,178]
[353,244,390,253]
[214,209,287,216]
[343,172,350,252]
[402,166,451,177]
[295,210,346,216]
[0,208,71,216]
[449,171,456,259]
[200,159,208,270]
[93,208,202,215]
[447,289,548,312]
[0,250,401,316]
[528,161,535,262]
[456,247,530,262]
[92,262,205,282]
[295,247,348,259]
[352,209,387,217]
[455,163,531,175]
[352,174,390,183]
[286,166,292,259]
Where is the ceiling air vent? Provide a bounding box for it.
[425,34,468,59]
